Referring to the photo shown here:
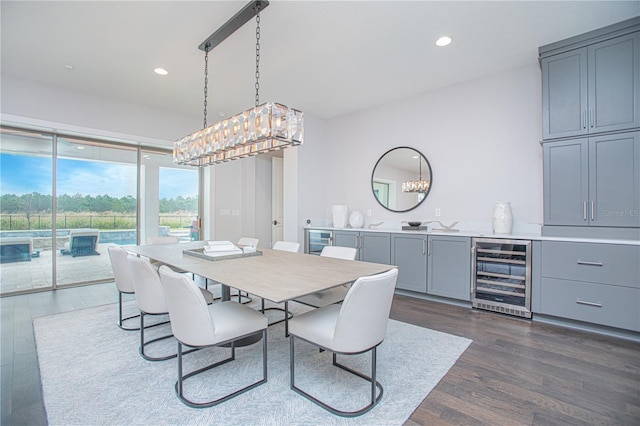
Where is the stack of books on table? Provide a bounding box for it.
[203,241,243,257]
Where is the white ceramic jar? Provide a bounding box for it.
[331,205,348,229]
[492,202,513,234]
[349,210,364,228]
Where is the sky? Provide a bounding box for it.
[0,153,197,199]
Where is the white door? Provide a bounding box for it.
[271,157,284,245]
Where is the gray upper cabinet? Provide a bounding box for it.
[543,139,589,225]
[544,132,640,228]
[333,230,390,264]
[541,31,640,140]
[588,33,640,134]
[589,133,640,227]
[541,49,588,139]
[427,236,471,301]
[391,234,427,293]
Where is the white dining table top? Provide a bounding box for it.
[127,242,395,304]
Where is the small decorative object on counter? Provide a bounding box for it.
[331,205,348,229]
[492,202,513,234]
[349,210,364,228]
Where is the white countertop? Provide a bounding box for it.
[305,226,640,246]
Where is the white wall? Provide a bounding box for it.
[1,75,196,144]
[2,64,544,239]
[314,64,543,228]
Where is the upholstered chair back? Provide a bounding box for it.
[158,265,215,347]
[128,255,168,315]
[333,268,398,352]
[320,246,357,260]
[108,246,135,293]
[272,241,300,253]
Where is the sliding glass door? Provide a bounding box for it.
[140,150,199,244]
[55,137,138,286]
[0,128,54,293]
[1,126,201,296]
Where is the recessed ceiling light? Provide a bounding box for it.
[76,146,85,150]
[64,64,74,70]
[154,68,169,76]
[435,36,452,47]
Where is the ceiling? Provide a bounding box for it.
[2,1,639,122]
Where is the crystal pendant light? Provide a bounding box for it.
[402,156,430,193]
[173,0,303,166]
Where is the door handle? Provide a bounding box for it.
[577,261,603,267]
[576,299,602,308]
[273,220,278,225]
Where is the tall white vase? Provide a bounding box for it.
[349,210,364,228]
[492,202,513,234]
[331,205,348,229]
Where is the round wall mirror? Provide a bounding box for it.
[371,146,432,212]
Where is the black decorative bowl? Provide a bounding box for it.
[408,221,422,227]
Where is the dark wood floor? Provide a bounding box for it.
[1,285,639,425]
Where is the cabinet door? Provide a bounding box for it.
[391,234,427,293]
[543,139,589,225]
[360,232,390,264]
[333,231,358,251]
[541,48,588,140]
[427,236,471,301]
[589,132,640,227]
[588,32,640,134]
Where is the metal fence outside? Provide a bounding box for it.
[0,214,196,231]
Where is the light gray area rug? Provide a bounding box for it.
[34,300,471,425]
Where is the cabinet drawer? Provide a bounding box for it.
[540,277,640,331]
[541,241,640,288]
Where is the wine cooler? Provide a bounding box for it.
[472,238,532,318]
[304,229,333,255]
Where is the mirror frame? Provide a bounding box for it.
[370,146,433,213]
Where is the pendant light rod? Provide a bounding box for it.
[198,0,270,52]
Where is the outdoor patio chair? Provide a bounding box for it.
[60,229,100,257]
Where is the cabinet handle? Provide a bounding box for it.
[428,240,432,256]
[583,201,587,221]
[576,299,602,308]
[590,108,594,128]
[577,260,603,267]
[591,201,595,221]
[582,110,586,129]
[422,239,426,255]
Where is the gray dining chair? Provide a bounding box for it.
[288,268,398,417]
[108,246,140,331]
[158,265,268,408]
[294,245,357,308]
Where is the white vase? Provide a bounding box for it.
[349,210,364,228]
[331,205,348,229]
[492,202,513,234]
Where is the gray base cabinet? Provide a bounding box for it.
[539,241,640,332]
[427,235,471,301]
[333,230,390,264]
[391,234,427,293]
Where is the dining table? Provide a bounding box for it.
[127,241,396,342]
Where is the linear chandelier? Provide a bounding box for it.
[402,156,430,193]
[173,0,303,166]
